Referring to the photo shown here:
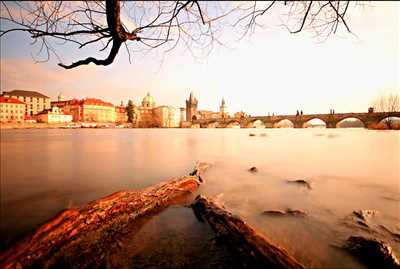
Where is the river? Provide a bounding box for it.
[1,128,399,268]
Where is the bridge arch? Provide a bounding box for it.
[246,119,265,128]
[336,117,365,128]
[205,120,220,128]
[377,116,400,129]
[303,118,327,128]
[225,120,241,128]
[273,119,294,128]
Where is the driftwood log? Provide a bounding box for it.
[0,162,210,269]
[191,195,307,269]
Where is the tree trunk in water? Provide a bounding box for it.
[191,195,307,269]
[0,163,209,269]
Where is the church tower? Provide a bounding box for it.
[58,92,65,102]
[186,91,198,121]
[220,97,227,118]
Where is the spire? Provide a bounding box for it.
[221,97,225,106]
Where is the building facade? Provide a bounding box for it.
[115,102,128,123]
[51,98,82,122]
[81,98,115,122]
[51,95,116,122]
[153,106,181,128]
[131,93,183,128]
[0,96,25,123]
[1,90,50,116]
[36,106,72,123]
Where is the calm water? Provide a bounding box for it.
[1,128,399,268]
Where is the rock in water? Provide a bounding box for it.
[352,210,377,221]
[249,166,258,173]
[343,236,400,269]
[261,210,287,216]
[285,209,307,217]
[287,180,312,190]
[249,133,256,137]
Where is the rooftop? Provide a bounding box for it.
[52,98,114,107]
[0,96,25,105]
[2,90,49,99]
[81,98,114,107]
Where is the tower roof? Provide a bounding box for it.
[187,91,198,103]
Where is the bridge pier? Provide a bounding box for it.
[326,122,336,128]
[294,121,304,128]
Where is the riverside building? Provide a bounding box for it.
[35,106,72,123]
[0,96,26,123]
[51,94,116,123]
[1,90,50,116]
[115,102,128,123]
[131,92,183,128]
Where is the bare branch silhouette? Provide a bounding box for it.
[1,1,355,69]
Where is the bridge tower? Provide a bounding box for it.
[186,91,198,122]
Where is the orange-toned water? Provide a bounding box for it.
[1,128,399,268]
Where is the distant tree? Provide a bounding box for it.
[372,93,400,129]
[1,1,357,69]
[126,99,135,123]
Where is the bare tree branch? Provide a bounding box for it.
[1,0,355,69]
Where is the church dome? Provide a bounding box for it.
[142,92,155,108]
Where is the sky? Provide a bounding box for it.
[0,2,399,116]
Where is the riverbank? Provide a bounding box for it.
[0,122,132,129]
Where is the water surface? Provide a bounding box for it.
[1,128,399,268]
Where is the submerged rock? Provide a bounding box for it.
[249,167,258,173]
[327,134,339,138]
[260,133,268,137]
[262,209,307,217]
[379,225,400,242]
[343,236,400,269]
[286,179,312,190]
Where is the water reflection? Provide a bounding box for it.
[1,128,399,268]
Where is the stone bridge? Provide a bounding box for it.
[192,112,400,128]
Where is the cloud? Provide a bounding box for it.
[0,58,100,99]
